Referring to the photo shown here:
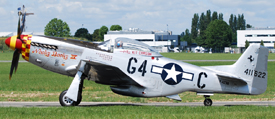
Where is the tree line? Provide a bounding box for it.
[44,10,249,50]
[44,18,122,41]
[181,10,249,52]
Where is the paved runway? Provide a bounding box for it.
[1,101,275,107]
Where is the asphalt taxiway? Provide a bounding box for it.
[1,101,275,107]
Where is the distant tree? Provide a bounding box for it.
[44,18,70,37]
[205,10,212,27]
[86,34,93,41]
[229,14,239,43]
[197,12,207,46]
[99,26,109,40]
[260,40,264,46]
[110,25,122,31]
[233,15,237,31]
[0,39,4,51]
[241,14,246,30]
[218,13,223,20]
[237,14,241,30]
[246,24,252,28]
[229,14,234,32]
[236,14,246,30]
[191,13,199,40]
[180,32,185,37]
[212,11,218,21]
[194,36,204,48]
[205,20,232,50]
[182,29,192,46]
[0,39,9,51]
[245,40,250,49]
[74,28,89,39]
[92,29,101,41]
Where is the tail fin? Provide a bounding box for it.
[233,44,269,94]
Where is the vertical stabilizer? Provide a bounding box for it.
[233,44,268,94]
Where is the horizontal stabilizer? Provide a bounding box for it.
[204,44,268,95]
[216,74,247,85]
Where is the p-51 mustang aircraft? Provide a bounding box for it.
[5,6,268,106]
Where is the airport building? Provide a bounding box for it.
[237,28,275,48]
[104,28,185,52]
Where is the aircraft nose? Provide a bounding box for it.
[5,36,22,50]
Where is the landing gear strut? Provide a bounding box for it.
[59,61,89,106]
[203,95,212,106]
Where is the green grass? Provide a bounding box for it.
[0,52,22,61]
[0,106,274,118]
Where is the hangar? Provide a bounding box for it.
[237,28,275,48]
[104,28,185,52]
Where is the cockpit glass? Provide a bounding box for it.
[115,37,159,53]
[98,38,161,55]
[98,40,111,51]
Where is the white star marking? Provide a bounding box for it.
[164,64,182,83]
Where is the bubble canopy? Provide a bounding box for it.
[98,37,162,56]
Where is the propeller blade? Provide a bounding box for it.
[17,17,21,39]
[26,13,34,15]
[20,13,26,35]
[9,49,20,80]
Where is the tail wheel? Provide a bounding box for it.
[59,90,78,106]
[204,99,212,106]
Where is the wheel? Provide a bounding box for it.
[59,90,78,106]
[204,99,212,106]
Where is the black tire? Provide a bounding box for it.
[59,90,78,106]
[204,99,213,106]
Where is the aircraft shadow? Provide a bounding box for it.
[79,103,142,107]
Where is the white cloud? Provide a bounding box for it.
[1,0,275,34]
[210,0,243,7]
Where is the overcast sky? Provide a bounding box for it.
[1,0,274,35]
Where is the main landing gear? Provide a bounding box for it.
[203,95,212,106]
[59,77,84,106]
[59,61,89,106]
[59,75,84,106]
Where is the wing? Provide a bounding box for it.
[82,60,139,86]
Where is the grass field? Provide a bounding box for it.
[1,106,275,118]
[1,52,275,118]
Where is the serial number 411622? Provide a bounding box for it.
[244,69,266,79]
